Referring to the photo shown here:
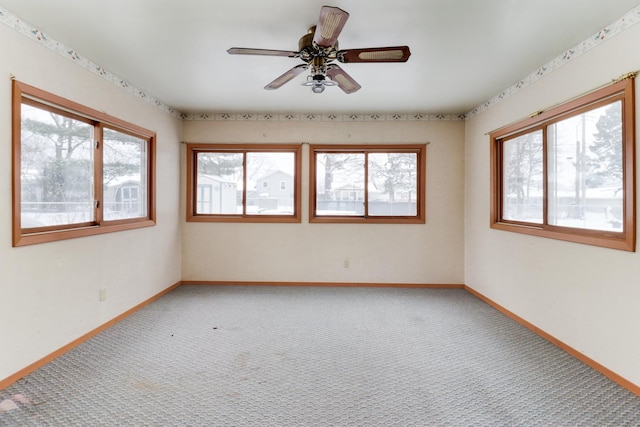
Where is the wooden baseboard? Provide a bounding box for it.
[0,281,181,391]
[182,280,466,289]
[464,285,640,397]
[3,280,638,399]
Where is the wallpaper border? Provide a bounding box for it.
[2,5,639,122]
[465,4,640,119]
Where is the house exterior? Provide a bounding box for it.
[248,170,294,213]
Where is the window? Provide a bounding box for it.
[490,77,635,251]
[186,144,301,222]
[12,80,156,246]
[309,144,426,223]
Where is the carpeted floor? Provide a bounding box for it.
[1,285,639,426]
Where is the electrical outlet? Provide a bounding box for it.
[99,288,107,302]
[343,259,350,268]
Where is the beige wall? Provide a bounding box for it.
[4,5,640,391]
[181,119,465,284]
[465,24,640,385]
[0,24,183,381]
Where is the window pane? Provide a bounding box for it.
[502,130,543,223]
[490,79,633,251]
[246,152,295,215]
[196,152,243,214]
[315,153,365,216]
[20,104,94,228]
[103,128,148,220]
[547,101,623,231]
[368,152,418,216]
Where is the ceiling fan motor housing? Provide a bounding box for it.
[299,27,315,51]
[299,26,338,63]
[227,6,410,94]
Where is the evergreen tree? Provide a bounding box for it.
[588,102,622,187]
[369,153,416,202]
[21,112,93,210]
[198,153,243,178]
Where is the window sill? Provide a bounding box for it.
[490,221,634,251]
[14,220,156,247]
[186,215,301,224]
[310,216,425,224]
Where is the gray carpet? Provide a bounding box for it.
[1,285,639,426]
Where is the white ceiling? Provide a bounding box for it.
[2,0,639,116]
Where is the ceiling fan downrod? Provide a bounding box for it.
[227,5,410,94]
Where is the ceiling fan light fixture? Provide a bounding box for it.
[228,5,410,93]
[311,83,325,94]
[302,73,337,93]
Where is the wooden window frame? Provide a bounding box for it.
[309,144,427,224]
[185,143,302,223]
[490,78,636,251]
[12,80,156,247]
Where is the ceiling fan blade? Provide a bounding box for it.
[265,64,308,90]
[326,64,361,94]
[227,47,299,58]
[313,6,349,48]
[338,46,411,63]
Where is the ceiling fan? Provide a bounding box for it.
[227,5,411,94]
